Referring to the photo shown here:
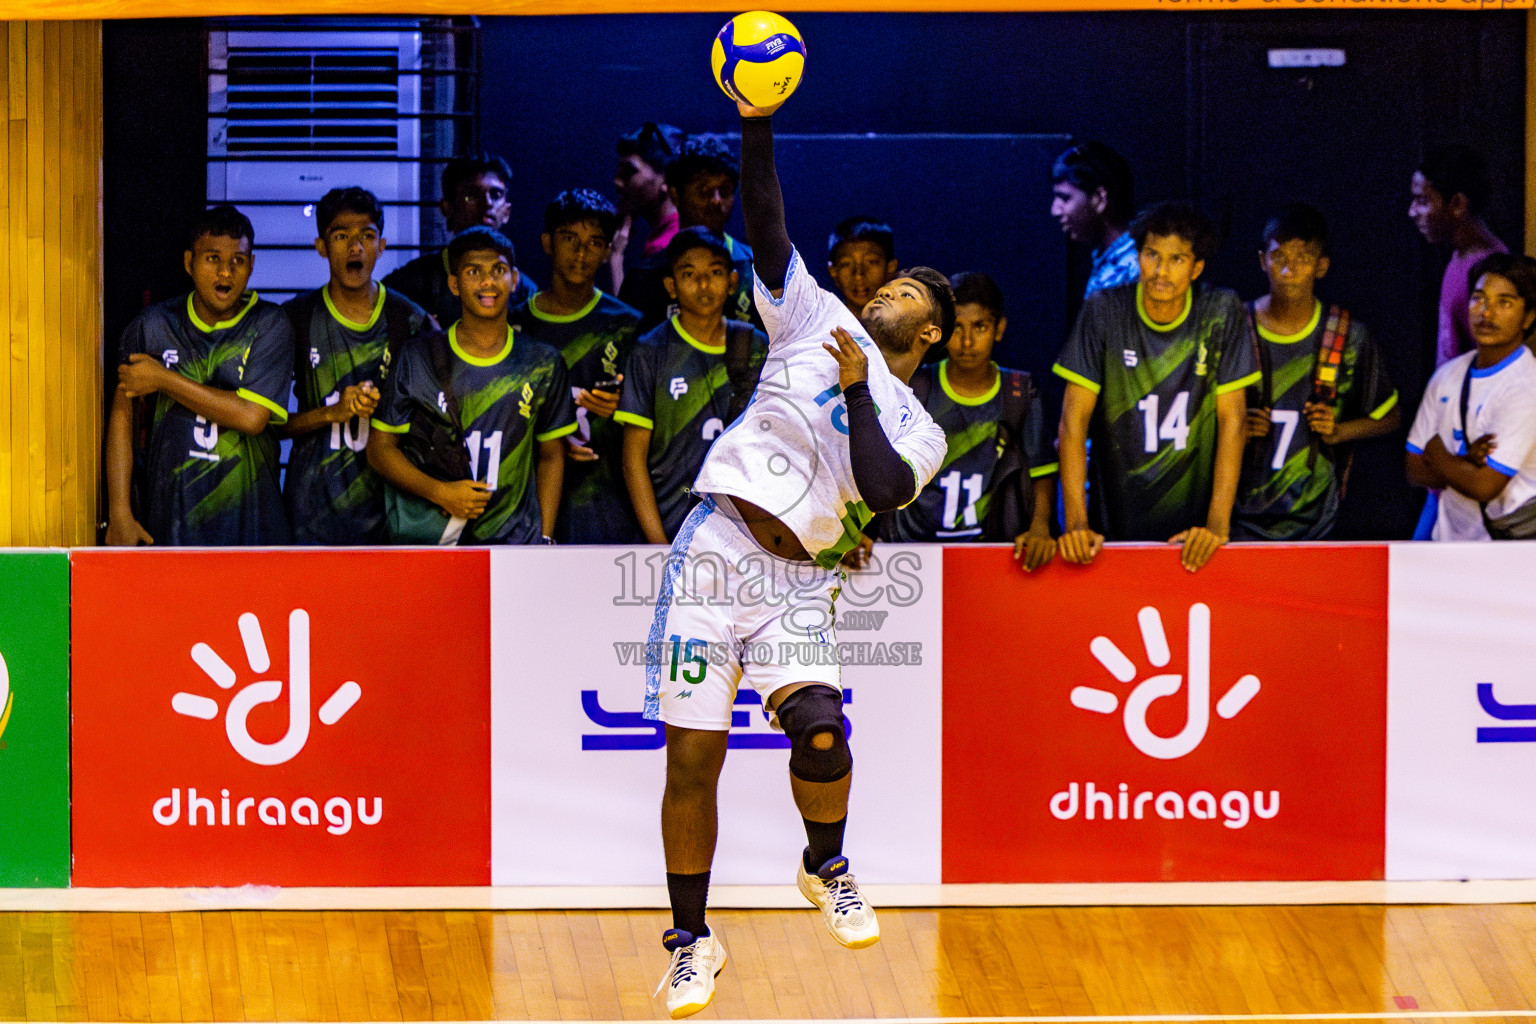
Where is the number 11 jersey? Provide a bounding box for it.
[1054,281,1258,541]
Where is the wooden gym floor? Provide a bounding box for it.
[3,905,1536,1022]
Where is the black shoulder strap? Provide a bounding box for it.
[378,290,426,382]
[284,290,322,379]
[1459,359,1475,463]
[1248,301,1273,408]
[380,290,421,351]
[723,320,763,423]
[908,364,932,405]
[998,368,1032,448]
[1458,360,1496,526]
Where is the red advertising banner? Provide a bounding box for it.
[71,550,491,886]
[943,544,1388,883]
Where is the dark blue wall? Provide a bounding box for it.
[478,10,1525,539]
[102,12,1527,539]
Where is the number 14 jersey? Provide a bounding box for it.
[1054,281,1258,541]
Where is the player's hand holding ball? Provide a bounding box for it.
[713,11,805,117]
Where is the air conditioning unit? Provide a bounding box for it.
[206,24,425,306]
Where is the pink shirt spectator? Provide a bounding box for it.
[642,208,680,257]
[1437,238,1508,366]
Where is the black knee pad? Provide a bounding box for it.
[778,685,851,783]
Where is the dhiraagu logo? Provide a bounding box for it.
[1071,603,1260,760]
[156,609,381,836]
[1053,603,1277,830]
[172,610,361,766]
[0,645,11,742]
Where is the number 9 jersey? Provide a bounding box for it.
[1053,281,1259,542]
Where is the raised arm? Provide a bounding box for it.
[737,112,794,294]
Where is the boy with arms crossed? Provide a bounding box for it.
[367,227,576,544]
[1234,205,1399,540]
[105,205,294,546]
[511,189,644,543]
[1054,202,1258,572]
[615,227,767,543]
[1407,254,1536,540]
[283,187,432,544]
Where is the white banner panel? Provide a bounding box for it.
[1387,542,1536,880]
[490,544,943,886]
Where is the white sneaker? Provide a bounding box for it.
[653,928,727,1019]
[797,852,880,949]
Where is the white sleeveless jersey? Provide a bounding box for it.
[694,247,947,567]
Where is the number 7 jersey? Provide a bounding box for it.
[1053,281,1259,541]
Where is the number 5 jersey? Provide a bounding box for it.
[118,293,294,545]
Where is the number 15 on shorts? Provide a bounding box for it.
[670,635,708,685]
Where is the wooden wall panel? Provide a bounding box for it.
[0,21,102,547]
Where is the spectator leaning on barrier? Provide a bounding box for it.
[367,226,578,545]
[1051,141,1139,298]
[620,136,757,331]
[510,189,645,544]
[382,153,536,329]
[1233,204,1400,541]
[615,227,767,543]
[826,217,898,317]
[1406,253,1536,541]
[876,271,1058,571]
[104,205,295,547]
[1053,201,1258,572]
[281,187,433,545]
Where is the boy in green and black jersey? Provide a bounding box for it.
[1234,205,1399,540]
[1054,202,1259,572]
[368,227,577,545]
[880,272,1058,570]
[511,189,644,543]
[615,227,766,542]
[104,205,294,546]
[282,187,432,544]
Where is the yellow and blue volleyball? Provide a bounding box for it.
[711,11,806,108]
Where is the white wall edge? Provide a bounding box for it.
[6,878,1536,911]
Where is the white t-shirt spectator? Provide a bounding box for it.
[1407,346,1536,540]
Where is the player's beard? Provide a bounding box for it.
[859,305,925,356]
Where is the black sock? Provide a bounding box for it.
[666,871,710,938]
[802,816,847,872]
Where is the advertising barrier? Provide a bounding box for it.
[0,551,71,887]
[943,545,1389,883]
[489,545,944,886]
[31,540,1536,893]
[70,549,492,886]
[1387,543,1536,880]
